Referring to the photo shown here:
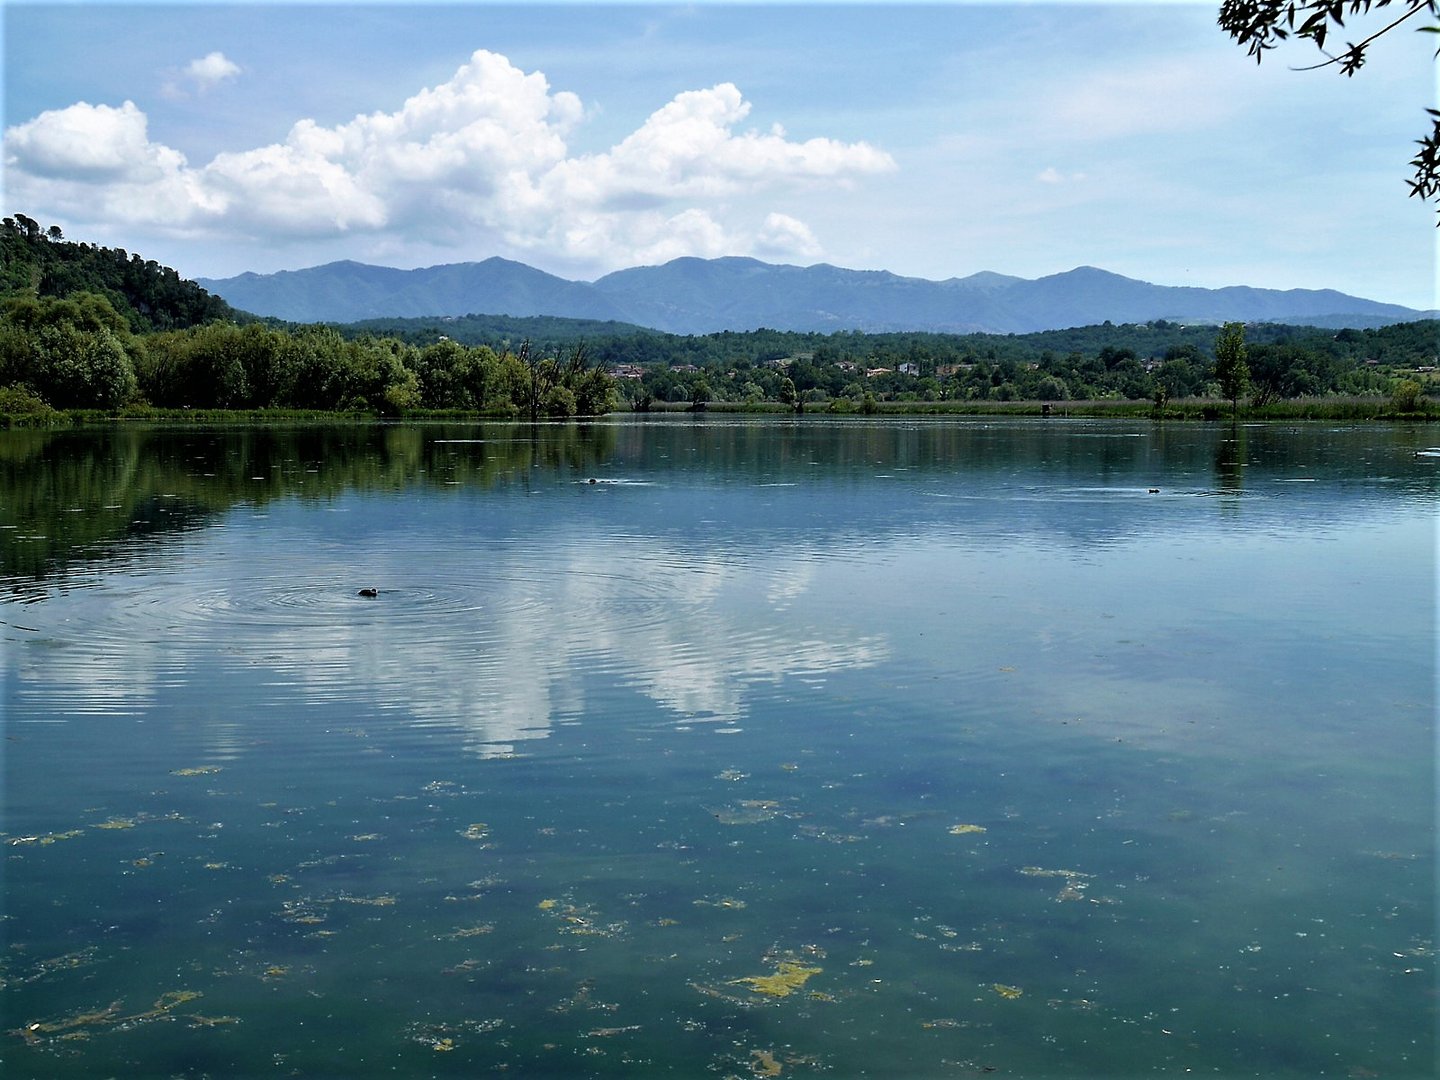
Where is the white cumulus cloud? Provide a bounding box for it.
[755,212,822,259]
[3,49,894,269]
[6,100,167,179]
[185,51,242,90]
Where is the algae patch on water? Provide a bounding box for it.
[948,824,987,835]
[12,990,204,1049]
[732,959,823,998]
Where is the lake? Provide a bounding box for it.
[1,417,1434,1077]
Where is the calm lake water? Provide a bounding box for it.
[1,418,1435,1078]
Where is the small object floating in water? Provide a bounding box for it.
[588,478,598,484]
[1148,488,1160,494]
[357,588,378,598]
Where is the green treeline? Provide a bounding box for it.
[0,300,619,419]
[1,214,1435,420]
[586,320,1431,409]
[314,308,1440,414]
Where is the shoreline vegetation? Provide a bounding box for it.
[4,395,1436,430]
[3,215,1437,429]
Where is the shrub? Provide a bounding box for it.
[0,382,55,416]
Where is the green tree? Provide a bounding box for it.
[543,384,577,418]
[1156,357,1200,399]
[1219,1,1440,213]
[1214,322,1251,415]
[1391,377,1425,411]
[0,292,140,408]
[1036,375,1069,401]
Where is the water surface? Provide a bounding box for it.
[2,418,1434,1077]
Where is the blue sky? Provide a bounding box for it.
[3,2,1435,309]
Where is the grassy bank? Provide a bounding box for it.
[652,395,1439,421]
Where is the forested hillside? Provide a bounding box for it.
[1,215,235,332]
[0,217,618,419]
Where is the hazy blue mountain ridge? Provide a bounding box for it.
[198,256,1429,333]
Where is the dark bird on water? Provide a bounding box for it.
[357,588,378,598]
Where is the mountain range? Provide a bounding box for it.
[198,256,1431,335]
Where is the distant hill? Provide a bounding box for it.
[204,257,630,325]
[200,254,1430,335]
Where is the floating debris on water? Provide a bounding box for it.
[922,1017,976,1030]
[171,767,222,777]
[14,990,206,1049]
[334,894,396,907]
[441,925,495,939]
[797,823,864,844]
[536,897,624,938]
[992,984,1023,1000]
[403,1018,505,1053]
[710,800,782,825]
[187,1014,240,1028]
[3,948,102,990]
[8,829,85,846]
[948,824,987,835]
[12,1000,124,1046]
[277,899,327,925]
[460,823,490,841]
[442,958,488,976]
[1045,997,1100,1012]
[1020,865,1094,901]
[551,979,619,1015]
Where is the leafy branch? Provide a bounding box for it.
[1218,1,1440,214]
